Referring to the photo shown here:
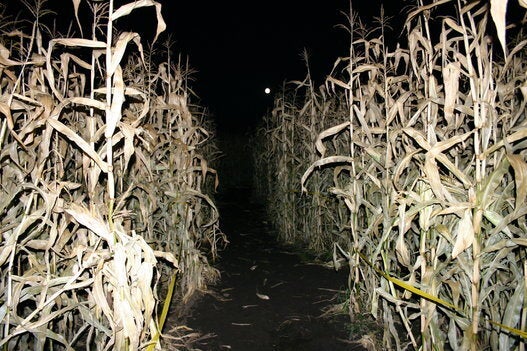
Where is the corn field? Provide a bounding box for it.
[253,1,527,350]
[0,1,223,350]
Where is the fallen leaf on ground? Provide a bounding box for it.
[256,293,270,300]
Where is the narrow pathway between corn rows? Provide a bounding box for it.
[171,186,369,351]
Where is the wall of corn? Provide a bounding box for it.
[0,1,223,350]
[253,1,527,350]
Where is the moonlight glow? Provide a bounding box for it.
[264,88,271,94]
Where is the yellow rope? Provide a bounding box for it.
[146,272,177,351]
[356,250,527,339]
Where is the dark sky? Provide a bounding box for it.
[162,0,402,133]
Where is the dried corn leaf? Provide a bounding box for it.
[404,127,472,188]
[490,0,508,55]
[46,38,105,100]
[64,203,113,243]
[69,97,106,111]
[47,118,109,173]
[118,121,136,170]
[0,44,25,67]
[154,251,179,267]
[315,121,350,157]
[111,243,140,347]
[451,209,474,258]
[443,62,461,126]
[106,66,125,138]
[109,32,143,76]
[78,304,111,336]
[111,0,166,43]
[395,231,411,268]
[301,156,354,193]
[506,153,527,210]
[256,293,270,300]
[137,261,155,321]
[71,0,83,37]
[93,269,115,326]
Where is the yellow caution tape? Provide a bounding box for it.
[146,272,177,351]
[356,250,527,339]
[357,251,461,312]
[489,319,527,339]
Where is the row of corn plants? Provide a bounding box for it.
[0,1,223,350]
[252,53,351,252]
[253,1,527,349]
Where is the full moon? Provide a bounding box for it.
[264,88,271,94]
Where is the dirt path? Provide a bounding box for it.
[168,186,370,351]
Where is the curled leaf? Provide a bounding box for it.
[452,209,474,258]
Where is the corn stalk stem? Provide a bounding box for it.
[105,0,115,230]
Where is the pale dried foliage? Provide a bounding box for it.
[254,0,527,350]
[0,1,222,350]
[253,57,347,252]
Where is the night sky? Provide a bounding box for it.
[162,0,403,133]
[166,0,347,132]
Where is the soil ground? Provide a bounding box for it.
[166,185,377,351]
